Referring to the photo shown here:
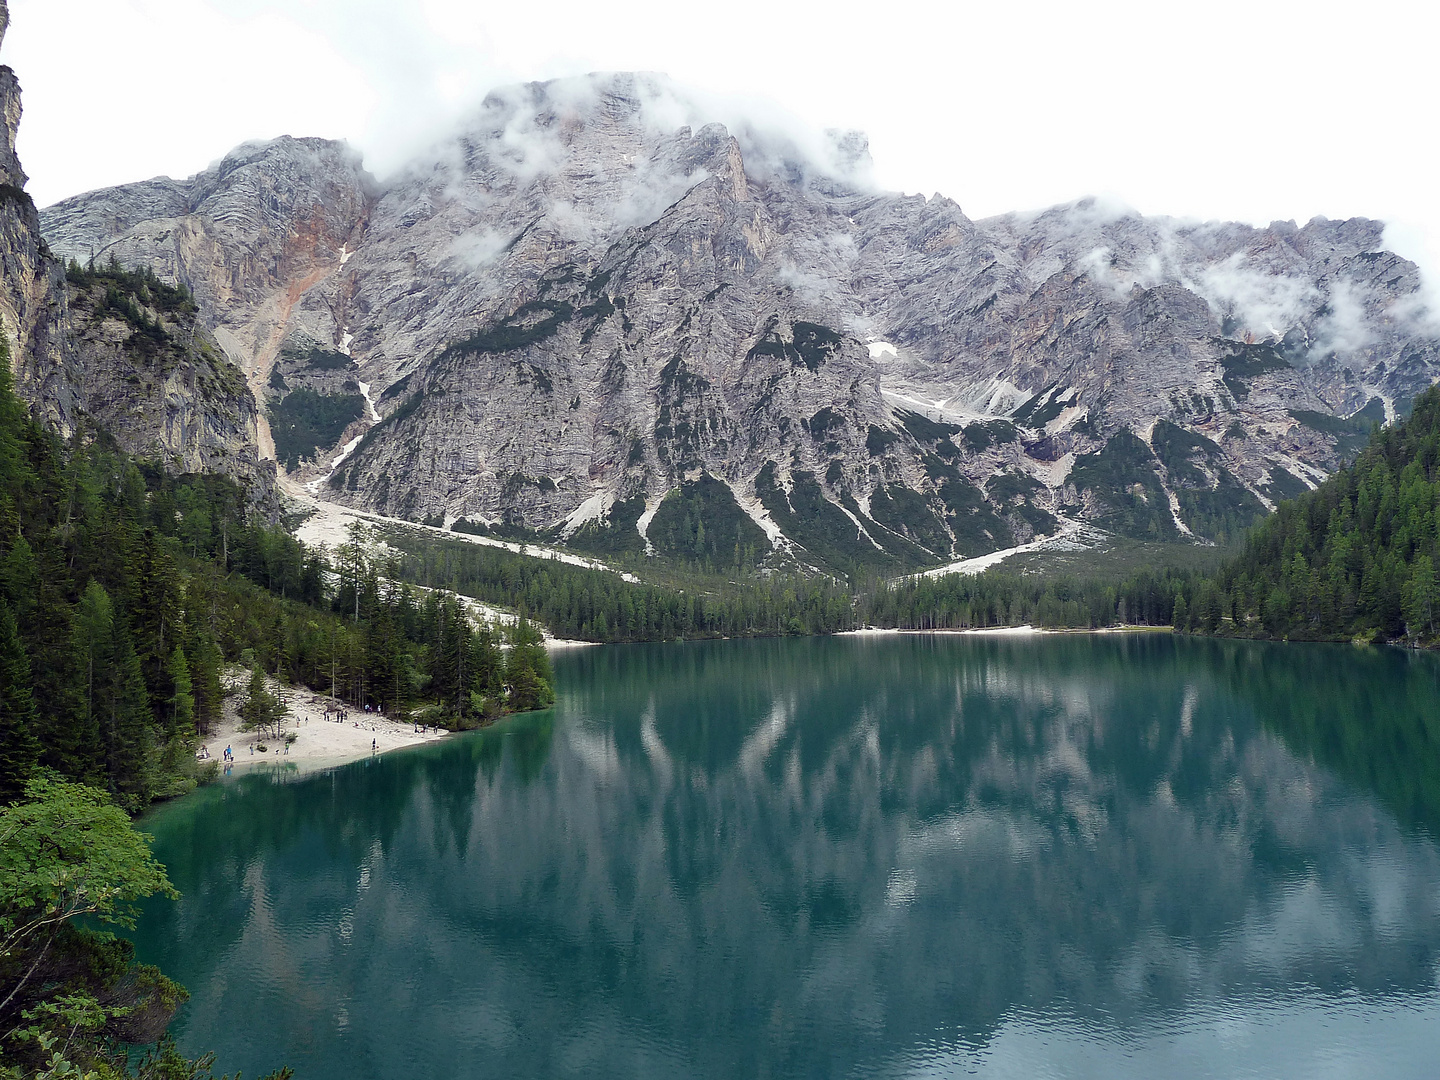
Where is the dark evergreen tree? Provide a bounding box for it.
[505,617,555,713]
[0,603,40,802]
[102,606,155,810]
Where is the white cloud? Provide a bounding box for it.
[448,229,509,269]
[1195,254,1319,339]
[1381,219,1440,334]
[6,0,1438,313]
[1312,280,1376,356]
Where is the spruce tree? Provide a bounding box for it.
[103,606,155,810]
[1405,555,1437,640]
[167,645,195,738]
[72,581,115,784]
[0,603,40,802]
[240,664,286,738]
[504,617,555,713]
[190,632,224,734]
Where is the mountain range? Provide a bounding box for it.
[12,56,1440,573]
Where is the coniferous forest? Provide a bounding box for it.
[1172,385,1440,643]
[0,336,553,1078]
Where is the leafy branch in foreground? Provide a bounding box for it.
[0,776,291,1079]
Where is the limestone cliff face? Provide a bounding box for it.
[40,137,373,456]
[63,267,274,494]
[0,6,75,431]
[38,73,1440,568]
[0,0,275,508]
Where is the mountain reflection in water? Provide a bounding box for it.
[135,635,1440,1079]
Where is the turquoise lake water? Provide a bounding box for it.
[133,634,1440,1078]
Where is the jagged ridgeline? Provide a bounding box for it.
[37,74,1440,578]
[1173,385,1440,641]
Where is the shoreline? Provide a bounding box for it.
[837,624,1175,637]
[199,670,454,779]
[199,627,1175,779]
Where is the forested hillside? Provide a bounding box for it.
[0,336,555,812]
[1176,386,1440,642]
[0,337,552,1077]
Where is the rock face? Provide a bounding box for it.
[39,73,1440,571]
[0,4,74,430]
[0,1,275,507]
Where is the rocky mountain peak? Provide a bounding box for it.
[33,70,1440,574]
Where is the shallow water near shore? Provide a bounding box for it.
[133,635,1440,1078]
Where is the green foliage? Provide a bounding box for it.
[745,321,842,372]
[1263,466,1311,502]
[1193,385,1440,643]
[1068,430,1178,541]
[1217,339,1289,400]
[894,409,960,445]
[868,485,950,556]
[384,525,858,641]
[961,420,1017,453]
[566,496,647,559]
[439,301,574,358]
[865,426,898,456]
[0,333,556,808]
[1150,420,1267,544]
[167,647,194,738]
[982,471,1057,538]
[1289,399,1385,462]
[0,776,177,1074]
[937,479,1014,557]
[1013,387,1078,429]
[755,463,912,575]
[239,665,286,737]
[0,606,39,803]
[278,344,354,371]
[66,260,198,318]
[267,388,365,471]
[646,475,767,569]
[0,777,298,1078]
[859,567,1192,630]
[504,619,555,713]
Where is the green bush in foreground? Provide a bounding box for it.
[0,776,293,1079]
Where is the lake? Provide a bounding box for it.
[134,634,1440,1078]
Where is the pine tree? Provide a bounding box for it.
[504,617,555,713]
[1404,554,1437,640]
[103,606,155,809]
[1171,592,1189,632]
[0,603,40,801]
[240,663,286,738]
[167,645,195,738]
[130,528,182,713]
[189,631,224,734]
[72,581,115,783]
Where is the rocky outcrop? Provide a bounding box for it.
[38,73,1440,570]
[41,136,374,453]
[0,3,76,430]
[63,264,274,494]
[0,1,276,508]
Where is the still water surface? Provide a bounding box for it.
[135,635,1440,1078]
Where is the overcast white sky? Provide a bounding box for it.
[7,0,1439,275]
